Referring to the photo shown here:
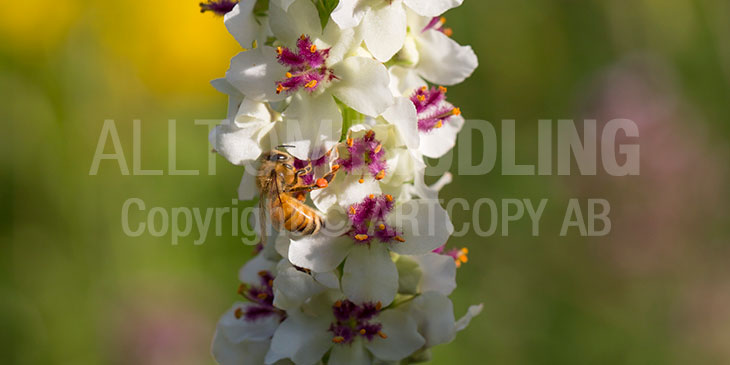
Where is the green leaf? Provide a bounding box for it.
[335,98,364,142]
[312,0,340,29]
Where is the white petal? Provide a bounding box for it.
[389,200,453,255]
[265,313,332,365]
[237,170,257,201]
[313,271,341,290]
[274,232,290,258]
[336,174,382,210]
[455,304,483,332]
[404,0,463,17]
[382,97,419,150]
[416,30,478,85]
[364,309,425,361]
[224,2,259,49]
[239,253,278,284]
[411,167,452,200]
[331,0,371,29]
[211,331,269,365]
[331,57,394,117]
[269,0,322,45]
[342,244,398,306]
[321,25,362,66]
[210,122,264,166]
[226,47,287,102]
[211,77,243,98]
[362,1,407,62]
[411,292,456,347]
[219,302,281,343]
[329,340,371,365]
[387,66,426,97]
[277,93,342,160]
[270,0,296,11]
[273,262,328,311]
[418,114,464,158]
[414,252,456,295]
[288,234,353,273]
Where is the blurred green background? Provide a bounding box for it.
[2,0,730,364]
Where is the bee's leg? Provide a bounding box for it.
[286,164,340,194]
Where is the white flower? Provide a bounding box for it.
[284,195,453,306]
[226,0,393,118]
[264,291,425,365]
[211,246,283,364]
[389,66,466,158]
[396,10,478,86]
[331,0,464,62]
[310,98,423,212]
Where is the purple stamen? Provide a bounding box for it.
[235,270,285,322]
[199,0,238,16]
[275,35,336,94]
[337,131,387,180]
[329,300,384,344]
[345,194,403,245]
[409,86,460,132]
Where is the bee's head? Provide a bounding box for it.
[262,145,295,163]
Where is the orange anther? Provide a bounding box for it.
[347,137,354,147]
[365,130,374,138]
[394,236,406,243]
[310,44,317,53]
[375,170,386,180]
[349,206,357,215]
[375,301,382,310]
[369,194,375,199]
[435,120,443,128]
[285,72,293,78]
[334,300,342,308]
[257,293,268,300]
[378,331,388,339]
[438,86,447,93]
[417,95,426,102]
[443,28,453,37]
[316,178,328,188]
[332,336,345,343]
[358,178,364,184]
[305,80,318,89]
[331,164,340,171]
[421,86,428,92]
[355,234,369,241]
[378,224,385,230]
[276,46,283,55]
[234,307,244,319]
[374,144,382,154]
[237,283,247,295]
[452,107,461,116]
[360,329,367,335]
[385,194,393,202]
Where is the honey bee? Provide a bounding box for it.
[256,146,339,244]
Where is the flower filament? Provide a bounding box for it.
[346,194,405,245]
[275,35,336,94]
[329,300,386,344]
[410,86,461,132]
[234,270,285,321]
[337,130,387,181]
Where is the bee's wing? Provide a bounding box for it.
[258,171,280,246]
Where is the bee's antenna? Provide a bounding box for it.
[277,144,295,149]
